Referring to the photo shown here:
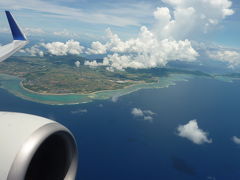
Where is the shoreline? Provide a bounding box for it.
[20,80,149,96]
[0,73,198,105]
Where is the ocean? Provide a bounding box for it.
[1,78,240,180]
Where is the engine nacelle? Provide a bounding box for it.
[0,112,78,180]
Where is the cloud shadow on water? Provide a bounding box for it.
[171,157,196,176]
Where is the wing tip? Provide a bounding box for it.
[5,10,27,41]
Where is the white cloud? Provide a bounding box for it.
[85,60,106,67]
[232,136,240,144]
[10,0,235,71]
[21,41,85,57]
[131,108,144,117]
[85,0,234,71]
[131,108,156,121]
[75,61,80,67]
[86,27,198,71]
[207,50,240,68]
[41,40,84,56]
[155,0,234,39]
[177,120,212,145]
[87,41,107,55]
[20,44,44,57]
[144,116,153,121]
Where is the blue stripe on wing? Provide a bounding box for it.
[5,11,26,41]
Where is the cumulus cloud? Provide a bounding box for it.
[20,40,85,57]
[86,27,198,71]
[131,108,156,121]
[41,40,84,56]
[207,50,240,68]
[232,136,240,144]
[87,41,107,55]
[17,0,234,71]
[132,108,144,117]
[85,0,234,71]
[20,45,44,57]
[75,61,80,67]
[155,0,234,39]
[177,120,212,145]
[85,60,105,67]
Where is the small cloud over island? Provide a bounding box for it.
[75,61,80,67]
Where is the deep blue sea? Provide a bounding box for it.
[1,78,240,180]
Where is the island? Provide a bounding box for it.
[0,55,213,105]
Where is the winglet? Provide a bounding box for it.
[5,11,27,41]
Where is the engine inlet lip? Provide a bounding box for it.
[7,122,78,180]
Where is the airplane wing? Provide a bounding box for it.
[0,11,78,180]
[0,11,28,62]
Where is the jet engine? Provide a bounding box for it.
[0,112,78,180]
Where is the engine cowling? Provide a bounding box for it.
[0,112,78,180]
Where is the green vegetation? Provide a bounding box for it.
[0,55,211,94]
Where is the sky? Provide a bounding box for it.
[0,0,240,70]
[0,0,162,41]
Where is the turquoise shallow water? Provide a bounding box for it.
[0,73,196,105]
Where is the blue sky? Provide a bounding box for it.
[0,0,160,42]
[0,0,239,45]
[1,0,240,71]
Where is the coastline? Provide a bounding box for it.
[19,80,147,96]
[0,73,200,105]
